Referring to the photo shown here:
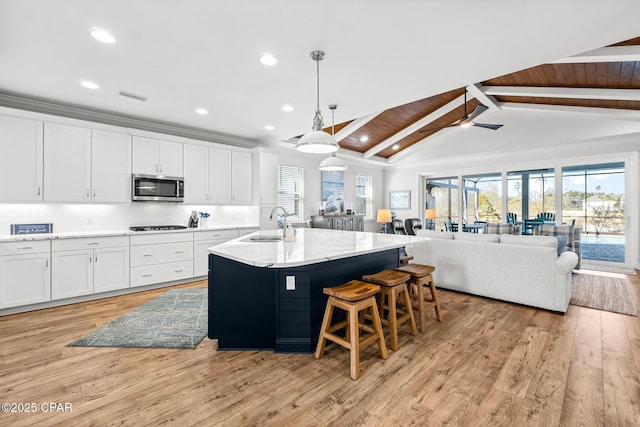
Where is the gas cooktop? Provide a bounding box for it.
[129,225,188,232]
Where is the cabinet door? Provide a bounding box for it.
[44,123,91,202]
[183,145,209,204]
[194,240,216,276]
[0,115,43,201]
[93,247,129,293]
[256,152,278,205]
[92,130,131,203]
[231,151,252,204]
[132,136,159,175]
[209,148,232,204]
[51,249,93,300]
[157,140,183,177]
[0,253,50,308]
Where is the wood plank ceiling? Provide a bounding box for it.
[328,36,640,161]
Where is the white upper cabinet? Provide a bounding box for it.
[231,151,252,205]
[91,130,131,203]
[132,136,183,177]
[43,124,130,203]
[253,150,278,205]
[183,145,209,204]
[0,115,43,202]
[44,123,92,202]
[209,148,232,204]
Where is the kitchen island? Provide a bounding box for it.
[208,228,427,353]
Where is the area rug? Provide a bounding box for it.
[68,288,208,349]
[570,273,638,316]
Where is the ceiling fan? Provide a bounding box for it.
[419,89,503,133]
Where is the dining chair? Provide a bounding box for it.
[522,218,543,235]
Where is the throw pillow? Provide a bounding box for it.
[484,223,514,235]
[555,235,568,256]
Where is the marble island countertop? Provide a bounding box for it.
[209,228,428,268]
[0,224,260,243]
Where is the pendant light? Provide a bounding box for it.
[319,104,347,171]
[296,50,340,154]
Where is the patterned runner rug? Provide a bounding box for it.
[570,273,638,316]
[68,288,208,349]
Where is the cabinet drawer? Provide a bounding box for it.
[194,229,238,241]
[52,236,129,252]
[0,240,50,256]
[130,232,193,246]
[130,260,193,287]
[130,242,193,267]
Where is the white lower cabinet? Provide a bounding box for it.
[0,241,51,309]
[51,236,129,300]
[130,232,194,287]
[193,229,239,276]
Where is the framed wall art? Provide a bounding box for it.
[389,190,411,210]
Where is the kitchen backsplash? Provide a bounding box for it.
[0,203,259,234]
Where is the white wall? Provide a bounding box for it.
[277,151,385,232]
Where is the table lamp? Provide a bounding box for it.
[425,208,437,230]
[377,209,392,233]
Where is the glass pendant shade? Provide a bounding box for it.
[319,153,347,171]
[297,130,339,153]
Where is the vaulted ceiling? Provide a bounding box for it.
[328,37,640,162]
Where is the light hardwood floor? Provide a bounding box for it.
[1,272,640,426]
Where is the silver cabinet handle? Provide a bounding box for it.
[17,246,32,250]
[174,269,183,273]
[143,274,152,277]
[155,164,159,173]
[89,255,92,263]
[142,254,153,257]
[95,254,98,262]
[86,189,90,197]
[45,257,49,268]
[87,242,100,245]
[37,187,41,196]
[160,165,163,173]
[174,250,184,254]
[93,189,96,198]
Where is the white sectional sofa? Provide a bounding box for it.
[407,230,579,313]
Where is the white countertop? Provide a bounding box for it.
[209,228,428,268]
[0,224,259,243]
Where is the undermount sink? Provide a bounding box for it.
[242,235,283,242]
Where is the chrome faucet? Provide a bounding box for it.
[269,206,288,236]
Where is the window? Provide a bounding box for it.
[426,177,458,231]
[462,173,502,223]
[277,165,304,220]
[355,175,373,219]
[507,168,554,220]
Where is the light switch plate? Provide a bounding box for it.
[286,276,295,291]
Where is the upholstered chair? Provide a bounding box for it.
[391,219,407,235]
[404,218,423,236]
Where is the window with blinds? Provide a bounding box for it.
[356,175,373,219]
[277,165,305,220]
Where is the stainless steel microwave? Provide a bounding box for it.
[131,174,184,202]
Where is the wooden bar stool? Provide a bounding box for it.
[315,280,388,380]
[362,270,417,351]
[395,264,442,333]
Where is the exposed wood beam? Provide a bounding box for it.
[386,127,456,164]
[549,45,640,63]
[467,84,500,110]
[362,94,465,158]
[484,86,640,101]
[333,111,381,142]
[500,102,640,118]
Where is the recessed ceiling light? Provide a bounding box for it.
[360,135,369,142]
[90,28,116,44]
[265,125,275,130]
[392,144,400,150]
[195,108,208,115]
[260,54,277,66]
[80,80,99,90]
[282,105,293,112]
